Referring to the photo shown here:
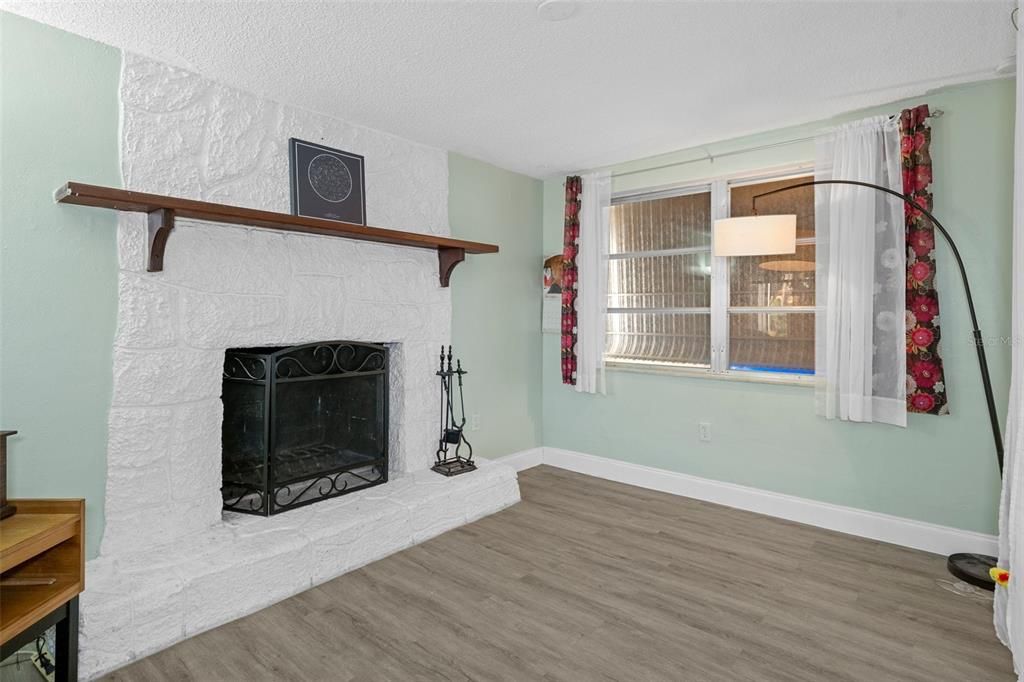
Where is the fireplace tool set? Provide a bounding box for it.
[433,346,476,476]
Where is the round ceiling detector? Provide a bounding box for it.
[537,0,577,22]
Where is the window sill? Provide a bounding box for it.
[604,360,815,388]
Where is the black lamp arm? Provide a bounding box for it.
[752,179,1004,474]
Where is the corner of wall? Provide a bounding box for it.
[448,153,546,458]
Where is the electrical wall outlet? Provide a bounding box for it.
[470,413,481,431]
[698,422,712,442]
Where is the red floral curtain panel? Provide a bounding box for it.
[902,105,948,415]
[561,176,582,385]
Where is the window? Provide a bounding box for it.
[605,172,815,380]
[606,188,712,367]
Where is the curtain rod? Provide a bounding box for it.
[609,109,944,180]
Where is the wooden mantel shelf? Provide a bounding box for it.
[54,182,498,287]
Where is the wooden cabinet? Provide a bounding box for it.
[0,499,84,680]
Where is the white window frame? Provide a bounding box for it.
[605,163,816,387]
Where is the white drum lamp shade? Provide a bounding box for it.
[712,215,797,257]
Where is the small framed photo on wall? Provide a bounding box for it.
[542,254,563,333]
[289,138,366,225]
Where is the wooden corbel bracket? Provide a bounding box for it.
[438,247,466,287]
[147,208,175,272]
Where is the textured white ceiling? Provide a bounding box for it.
[3,1,1016,178]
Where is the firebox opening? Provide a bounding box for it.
[221,341,389,516]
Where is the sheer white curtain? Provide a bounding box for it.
[995,3,1023,673]
[814,116,907,427]
[575,171,611,394]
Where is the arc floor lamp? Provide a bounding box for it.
[713,179,1003,590]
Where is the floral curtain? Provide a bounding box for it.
[561,176,582,385]
[902,105,949,415]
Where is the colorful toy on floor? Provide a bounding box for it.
[990,567,1010,587]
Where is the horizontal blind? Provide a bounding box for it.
[606,191,712,367]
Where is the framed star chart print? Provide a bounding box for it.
[289,138,366,225]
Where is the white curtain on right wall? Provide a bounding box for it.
[814,115,907,427]
[995,3,1023,674]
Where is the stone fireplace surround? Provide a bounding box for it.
[79,54,520,678]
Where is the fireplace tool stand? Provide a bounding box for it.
[433,346,476,476]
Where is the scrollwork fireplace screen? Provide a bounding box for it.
[221,341,388,515]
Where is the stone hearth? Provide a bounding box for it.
[81,462,518,677]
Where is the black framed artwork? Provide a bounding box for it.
[289,139,366,225]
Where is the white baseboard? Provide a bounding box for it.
[499,446,997,557]
[487,447,545,472]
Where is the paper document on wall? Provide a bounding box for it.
[542,254,564,334]
[542,294,561,333]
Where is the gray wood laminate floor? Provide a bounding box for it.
[105,465,1014,681]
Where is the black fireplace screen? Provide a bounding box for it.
[221,341,388,515]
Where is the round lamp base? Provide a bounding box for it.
[947,553,996,591]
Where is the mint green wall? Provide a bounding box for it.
[450,153,544,457]
[542,79,1015,535]
[0,13,120,558]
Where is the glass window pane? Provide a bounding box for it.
[729,176,815,240]
[607,312,710,367]
[729,176,816,375]
[608,252,712,309]
[729,243,816,307]
[728,312,814,374]
[610,191,711,253]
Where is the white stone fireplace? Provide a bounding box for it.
[79,54,519,679]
